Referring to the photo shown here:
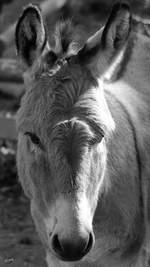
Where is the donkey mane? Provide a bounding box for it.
[53,20,86,56]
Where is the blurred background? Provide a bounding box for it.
[0,1,150,266]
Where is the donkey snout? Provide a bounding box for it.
[51,231,94,261]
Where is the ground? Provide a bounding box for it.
[0,193,46,267]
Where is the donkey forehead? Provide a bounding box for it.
[18,63,100,132]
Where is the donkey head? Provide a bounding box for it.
[16,3,131,263]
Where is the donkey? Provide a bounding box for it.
[15,2,150,267]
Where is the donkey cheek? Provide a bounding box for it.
[31,201,49,247]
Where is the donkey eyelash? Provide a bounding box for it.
[89,134,104,146]
[24,132,42,147]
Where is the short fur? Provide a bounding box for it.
[16,2,150,267]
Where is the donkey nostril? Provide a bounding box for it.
[85,232,94,254]
[52,234,63,254]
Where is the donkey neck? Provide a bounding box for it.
[123,32,150,93]
[105,31,150,95]
[104,31,150,127]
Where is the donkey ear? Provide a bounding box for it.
[101,2,131,50]
[79,2,131,76]
[15,5,47,67]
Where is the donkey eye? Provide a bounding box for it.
[90,134,104,146]
[25,132,41,146]
[47,51,57,67]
